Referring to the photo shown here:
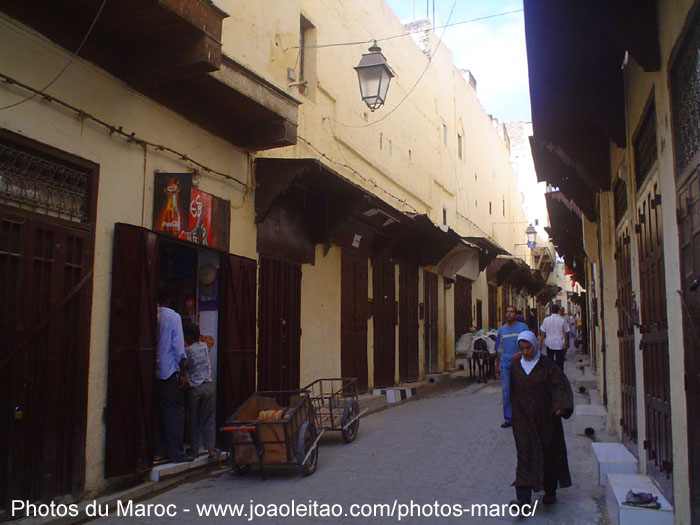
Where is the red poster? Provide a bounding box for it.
[153,173,229,250]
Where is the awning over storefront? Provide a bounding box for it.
[254,158,412,264]
[391,214,464,267]
[1,1,299,151]
[463,236,510,271]
[545,191,586,286]
[435,241,481,281]
[524,0,660,219]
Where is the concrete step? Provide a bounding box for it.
[591,442,638,485]
[372,387,417,404]
[574,403,608,435]
[149,453,225,482]
[424,372,450,384]
[606,473,673,525]
[588,388,602,405]
[574,374,597,393]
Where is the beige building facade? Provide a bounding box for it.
[0,0,546,509]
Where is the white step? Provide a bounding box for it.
[372,387,417,404]
[424,372,450,384]
[606,473,673,525]
[149,453,224,482]
[588,388,602,405]
[574,404,608,435]
[574,374,597,393]
[591,443,638,485]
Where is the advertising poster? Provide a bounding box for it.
[153,173,230,251]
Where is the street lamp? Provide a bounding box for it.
[354,41,394,111]
[525,224,537,248]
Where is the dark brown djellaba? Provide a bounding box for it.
[509,354,574,492]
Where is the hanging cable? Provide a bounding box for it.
[332,0,457,129]
[284,9,523,50]
[0,0,108,111]
[297,134,419,213]
[0,72,250,190]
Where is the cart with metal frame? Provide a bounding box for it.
[304,378,366,443]
[220,390,323,477]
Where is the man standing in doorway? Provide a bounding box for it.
[494,305,528,428]
[155,286,192,463]
[539,304,570,371]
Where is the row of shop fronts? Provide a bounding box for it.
[0,0,557,513]
[523,0,700,522]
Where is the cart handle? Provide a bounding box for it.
[220,425,255,432]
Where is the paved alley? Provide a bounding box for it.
[95,365,608,525]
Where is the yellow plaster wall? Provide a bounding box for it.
[0,17,255,493]
[300,246,342,386]
[604,1,696,519]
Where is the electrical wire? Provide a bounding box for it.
[0,72,250,190]
[333,0,458,129]
[0,0,108,111]
[284,9,523,50]
[297,133,419,213]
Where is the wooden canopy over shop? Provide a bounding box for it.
[463,236,510,271]
[1,0,298,151]
[524,0,660,219]
[545,192,586,286]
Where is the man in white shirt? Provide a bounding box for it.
[538,304,570,371]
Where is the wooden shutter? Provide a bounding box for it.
[217,253,257,435]
[399,261,419,383]
[104,223,158,478]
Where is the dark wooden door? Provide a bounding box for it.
[454,275,472,341]
[476,299,483,330]
[615,225,637,453]
[105,224,158,478]
[671,14,700,518]
[1,211,93,508]
[424,271,439,374]
[217,253,257,438]
[488,284,498,329]
[636,181,672,496]
[373,257,396,388]
[399,261,419,383]
[257,257,301,391]
[341,248,368,392]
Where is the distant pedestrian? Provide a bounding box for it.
[494,306,528,428]
[155,286,192,464]
[509,330,574,507]
[515,309,526,323]
[183,323,218,459]
[538,304,569,371]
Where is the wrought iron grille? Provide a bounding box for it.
[671,7,700,179]
[634,98,658,191]
[614,177,628,226]
[0,141,90,222]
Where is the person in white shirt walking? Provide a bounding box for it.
[538,304,570,371]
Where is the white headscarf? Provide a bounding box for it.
[517,330,540,374]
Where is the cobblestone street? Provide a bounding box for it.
[96,364,607,525]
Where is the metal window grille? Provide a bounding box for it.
[670,9,700,179]
[634,99,658,191]
[0,140,90,222]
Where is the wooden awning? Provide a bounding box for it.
[524,0,660,219]
[463,236,510,271]
[1,1,298,151]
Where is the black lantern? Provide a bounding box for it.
[525,224,537,248]
[354,41,394,111]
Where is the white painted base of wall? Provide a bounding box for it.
[149,454,225,482]
[605,473,673,525]
[372,387,417,404]
[592,443,638,485]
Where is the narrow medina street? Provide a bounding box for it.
[95,363,608,525]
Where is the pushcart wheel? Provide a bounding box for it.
[230,451,250,476]
[340,400,360,443]
[296,422,318,476]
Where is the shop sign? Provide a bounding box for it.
[153,172,230,250]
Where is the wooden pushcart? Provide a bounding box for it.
[220,390,323,477]
[304,378,367,443]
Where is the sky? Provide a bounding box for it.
[384,0,531,122]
